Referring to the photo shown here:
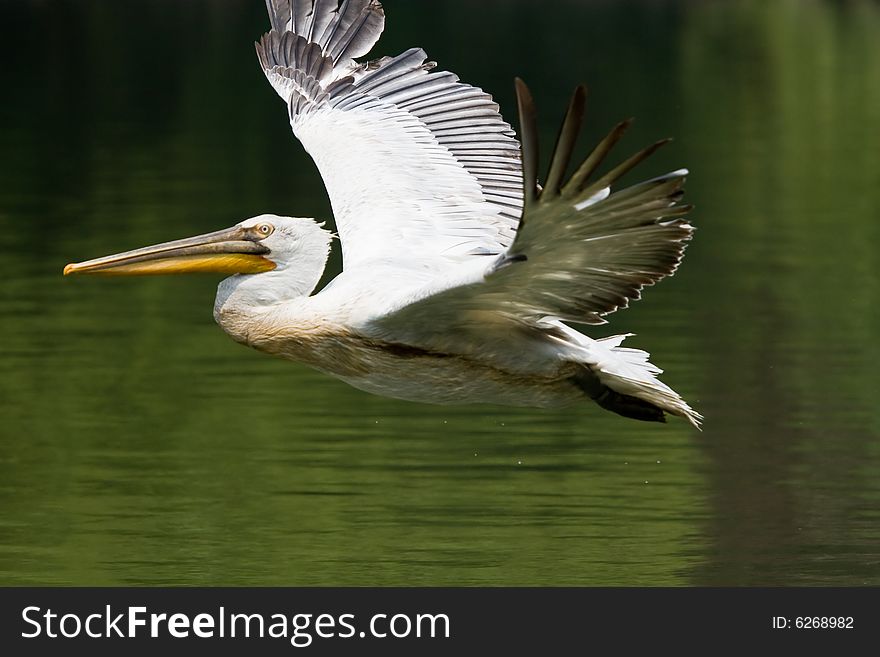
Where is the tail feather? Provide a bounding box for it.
[598,337,702,429]
[558,325,702,429]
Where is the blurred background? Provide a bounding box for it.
[1,0,878,585]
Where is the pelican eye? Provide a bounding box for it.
[254,223,274,238]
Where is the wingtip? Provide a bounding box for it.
[514,78,535,115]
[514,77,532,100]
[609,117,635,141]
[570,85,587,115]
[515,77,539,205]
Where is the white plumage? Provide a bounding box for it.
[66,0,702,428]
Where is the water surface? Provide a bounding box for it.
[1,0,879,586]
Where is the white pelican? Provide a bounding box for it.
[64,0,701,428]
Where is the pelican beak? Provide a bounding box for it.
[63,226,276,276]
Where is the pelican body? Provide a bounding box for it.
[65,0,701,428]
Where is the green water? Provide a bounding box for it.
[1,0,879,586]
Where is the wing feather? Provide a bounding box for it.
[257,0,522,266]
[372,80,696,342]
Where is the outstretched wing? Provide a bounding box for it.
[370,80,695,343]
[257,0,523,268]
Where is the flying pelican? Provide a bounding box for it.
[64,0,701,428]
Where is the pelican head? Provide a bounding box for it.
[65,214,334,303]
[65,215,331,276]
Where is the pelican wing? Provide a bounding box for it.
[257,0,523,267]
[370,81,695,342]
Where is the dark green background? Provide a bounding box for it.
[1,0,878,585]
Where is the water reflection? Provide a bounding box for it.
[0,0,878,585]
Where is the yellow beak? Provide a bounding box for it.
[63,226,276,276]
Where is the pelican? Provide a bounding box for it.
[64,0,701,428]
